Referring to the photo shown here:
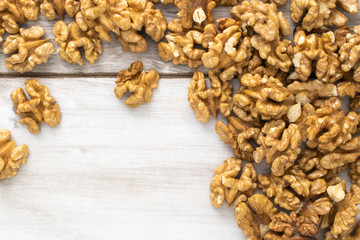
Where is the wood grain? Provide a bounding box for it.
[1,3,360,75]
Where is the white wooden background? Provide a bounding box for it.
[0,2,359,240]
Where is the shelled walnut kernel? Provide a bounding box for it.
[11,79,61,134]
[0,129,29,181]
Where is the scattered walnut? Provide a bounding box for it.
[188,71,233,123]
[290,0,349,31]
[209,157,257,208]
[11,79,61,134]
[338,25,360,82]
[53,20,102,65]
[2,26,54,73]
[114,61,159,108]
[169,0,216,32]
[0,0,39,38]
[287,80,338,105]
[235,74,294,120]
[306,97,359,151]
[291,28,343,83]
[40,0,80,20]
[234,194,278,240]
[254,120,302,176]
[0,129,29,181]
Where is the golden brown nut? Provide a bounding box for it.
[114,61,159,108]
[258,173,301,210]
[0,129,29,181]
[306,97,359,152]
[40,0,80,20]
[168,0,216,33]
[326,184,360,237]
[209,158,257,208]
[254,120,302,176]
[230,0,290,42]
[290,0,349,31]
[53,20,102,65]
[0,0,39,39]
[188,71,233,123]
[267,197,332,238]
[234,73,294,120]
[287,80,338,105]
[10,79,61,134]
[291,28,343,83]
[338,26,360,82]
[234,194,278,239]
[2,26,54,73]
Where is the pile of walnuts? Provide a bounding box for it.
[0,0,360,239]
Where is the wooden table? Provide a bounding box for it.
[0,3,359,240]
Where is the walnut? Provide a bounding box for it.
[267,197,332,238]
[0,0,39,38]
[326,184,360,237]
[234,74,294,120]
[254,120,302,176]
[53,20,102,65]
[215,116,261,161]
[10,79,61,134]
[338,26,360,82]
[114,61,159,108]
[291,28,343,83]
[230,0,290,42]
[188,71,233,123]
[209,158,257,208]
[234,194,278,240]
[258,173,301,210]
[287,80,338,105]
[0,129,29,181]
[297,149,334,180]
[168,0,216,32]
[337,81,360,98]
[350,96,360,110]
[158,29,208,68]
[2,26,54,73]
[40,0,80,20]
[349,157,360,186]
[290,0,349,31]
[116,30,149,53]
[325,223,360,240]
[306,97,359,151]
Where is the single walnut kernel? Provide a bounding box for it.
[114,61,159,108]
[11,79,61,134]
[292,28,343,83]
[2,26,55,73]
[290,0,349,31]
[40,0,80,20]
[0,129,29,181]
[188,71,232,123]
[53,20,102,65]
[209,158,257,208]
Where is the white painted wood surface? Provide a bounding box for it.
[0,2,360,240]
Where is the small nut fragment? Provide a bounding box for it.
[11,79,61,134]
[287,102,301,123]
[2,26,54,73]
[114,61,159,108]
[0,129,29,181]
[327,182,346,202]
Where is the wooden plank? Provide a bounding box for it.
[0,76,246,239]
[0,3,359,75]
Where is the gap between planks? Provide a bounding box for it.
[0,72,195,79]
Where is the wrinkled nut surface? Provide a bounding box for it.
[53,20,102,65]
[290,0,349,31]
[114,61,159,108]
[188,71,232,123]
[11,79,61,134]
[2,26,55,73]
[0,129,29,181]
[40,0,80,20]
